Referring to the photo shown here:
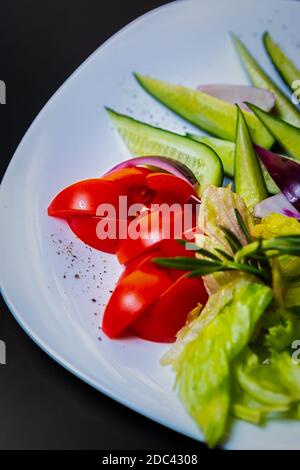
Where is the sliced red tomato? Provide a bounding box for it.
[103,166,152,184]
[116,210,165,264]
[51,174,196,254]
[48,168,154,219]
[105,169,197,208]
[68,216,129,254]
[116,206,195,264]
[131,275,208,343]
[48,169,197,219]
[102,258,172,338]
[48,179,122,218]
[117,243,190,284]
[118,249,163,283]
[146,172,198,206]
[103,244,207,340]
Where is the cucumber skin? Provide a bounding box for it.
[187,133,279,195]
[106,108,223,189]
[263,31,300,89]
[235,106,268,212]
[231,34,300,128]
[247,102,300,161]
[134,73,274,149]
[186,134,234,176]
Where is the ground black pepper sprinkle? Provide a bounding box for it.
[51,233,116,339]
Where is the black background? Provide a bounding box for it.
[0,0,207,450]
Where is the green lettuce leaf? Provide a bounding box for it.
[265,317,300,352]
[271,258,286,313]
[173,281,272,447]
[232,383,289,424]
[234,348,300,408]
[285,279,300,315]
[196,185,254,294]
[234,349,292,407]
[269,258,300,318]
[251,213,300,332]
[252,213,300,281]
[275,351,300,400]
[279,256,300,281]
[161,275,254,368]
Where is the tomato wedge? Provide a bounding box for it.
[116,210,165,264]
[116,207,195,264]
[48,179,122,218]
[103,166,152,184]
[104,167,156,208]
[102,258,172,338]
[131,275,208,343]
[48,169,197,219]
[67,216,130,254]
[48,168,154,219]
[102,243,206,341]
[118,249,164,283]
[146,172,198,206]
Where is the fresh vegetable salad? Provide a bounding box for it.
[48,32,300,447]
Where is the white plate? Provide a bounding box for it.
[1,0,299,450]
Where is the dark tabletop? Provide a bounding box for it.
[0,0,206,450]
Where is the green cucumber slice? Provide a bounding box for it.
[187,133,279,194]
[231,34,300,128]
[133,73,274,149]
[186,134,234,176]
[263,31,300,89]
[247,102,300,161]
[234,106,268,211]
[106,108,223,190]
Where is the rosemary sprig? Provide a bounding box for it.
[215,248,234,261]
[235,236,300,263]
[154,255,268,281]
[176,239,221,261]
[219,226,243,253]
[154,257,221,270]
[153,210,300,286]
[234,208,252,243]
[195,248,221,261]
